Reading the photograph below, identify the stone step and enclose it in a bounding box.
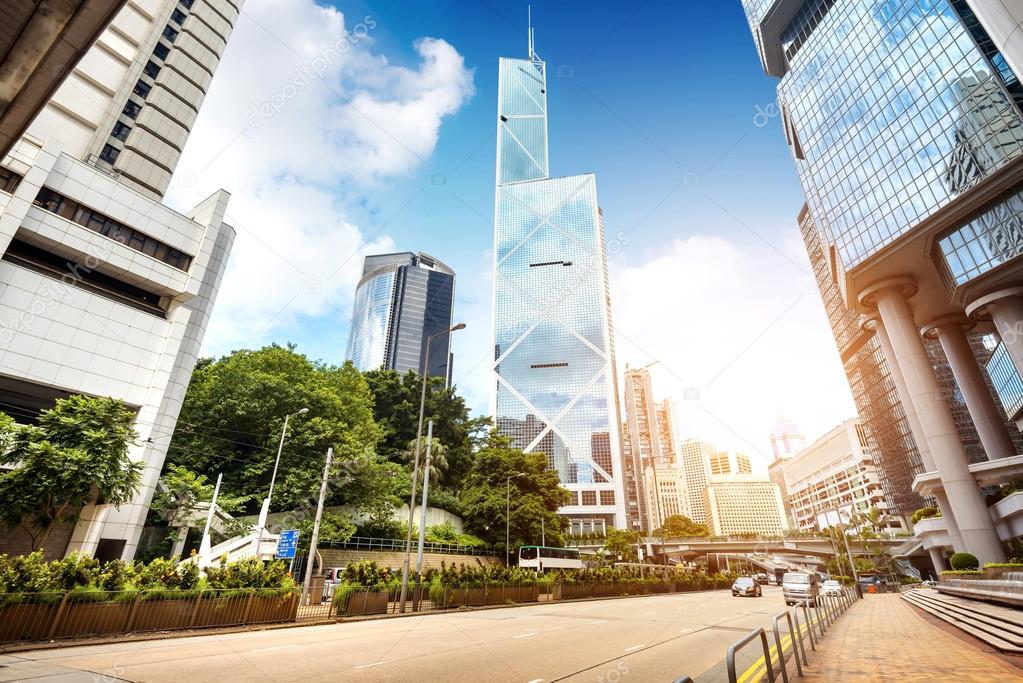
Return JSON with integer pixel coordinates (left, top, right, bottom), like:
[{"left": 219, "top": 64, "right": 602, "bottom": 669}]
[
  {"left": 902, "top": 592, "right": 1023, "bottom": 654},
  {"left": 905, "top": 591, "right": 1023, "bottom": 643},
  {"left": 910, "top": 589, "right": 1023, "bottom": 632}
]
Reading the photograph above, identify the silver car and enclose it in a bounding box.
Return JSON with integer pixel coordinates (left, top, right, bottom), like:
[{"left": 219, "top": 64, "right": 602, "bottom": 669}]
[{"left": 783, "top": 571, "right": 819, "bottom": 607}]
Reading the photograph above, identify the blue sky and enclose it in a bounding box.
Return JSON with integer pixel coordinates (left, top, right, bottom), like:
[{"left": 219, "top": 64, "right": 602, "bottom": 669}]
[{"left": 168, "top": 0, "right": 857, "bottom": 465}]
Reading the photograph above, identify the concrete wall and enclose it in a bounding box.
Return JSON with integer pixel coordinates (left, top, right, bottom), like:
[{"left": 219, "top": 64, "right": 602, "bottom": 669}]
[{"left": 318, "top": 548, "right": 499, "bottom": 573}]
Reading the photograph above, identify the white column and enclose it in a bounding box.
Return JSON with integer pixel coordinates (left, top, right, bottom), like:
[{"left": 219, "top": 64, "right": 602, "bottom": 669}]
[
  {"left": 865, "top": 280, "right": 1004, "bottom": 563},
  {"left": 927, "top": 547, "right": 945, "bottom": 577},
  {"left": 964, "top": 1, "right": 1023, "bottom": 87},
  {"left": 866, "top": 315, "right": 963, "bottom": 549},
  {"left": 926, "top": 317, "right": 1016, "bottom": 460}
]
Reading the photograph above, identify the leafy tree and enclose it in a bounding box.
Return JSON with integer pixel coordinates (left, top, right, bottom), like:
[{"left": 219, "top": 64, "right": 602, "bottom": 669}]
[
  {"left": 460, "top": 432, "right": 570, "bottom": 553},
  {"left": 363, "top": 369, "right": 489, "bottom": 490},
  {"left": 604, "top": 528, "right": 641, "bottom": 562},
  {"left": 166, "top": 346, "right": 394, "bottom": 518},
  {"left": 653, "top": 514, "right": 710, "bottom": 538},
  {"left": 0, "top": 396, "right": 142, "bottom": 552},
  {"left": 400, "top": 435, "right": 449, "bottom": 485},
  {"left": 294, "top": 511, "right": 356, "bottom": 544}
]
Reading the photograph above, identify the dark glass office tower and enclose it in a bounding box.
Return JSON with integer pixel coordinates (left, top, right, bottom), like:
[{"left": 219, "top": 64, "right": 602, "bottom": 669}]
[{"left": 347, "top": 252, "right": 456, "bottom": 382}]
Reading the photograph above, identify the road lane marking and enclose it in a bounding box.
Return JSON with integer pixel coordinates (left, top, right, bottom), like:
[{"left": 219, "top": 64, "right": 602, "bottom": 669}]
[
  {"left": 249, "top": 644, "right": 298, "bottom": 652},
  {"left": 679, "top": 627, "right": 694, "bottom": 634},
  {"left": 514, "top": 632, "right": 539, "bottom": 639},
  {"left": 589, "top": 619, "right": 607, "bottom": 624},
  {"left": 624, "top": 644, "right": 645, "bottom": 652},
  {"left": 354, "top": 661, "right": 387, "bottom": 669},
  {"left": 526, "top": 679, "right": 544, "bottom": 683}
]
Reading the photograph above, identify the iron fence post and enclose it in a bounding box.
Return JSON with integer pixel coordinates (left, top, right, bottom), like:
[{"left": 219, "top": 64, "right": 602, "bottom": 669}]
[{"left": 46, "top": 592, "right": 70, "bottom": 641}]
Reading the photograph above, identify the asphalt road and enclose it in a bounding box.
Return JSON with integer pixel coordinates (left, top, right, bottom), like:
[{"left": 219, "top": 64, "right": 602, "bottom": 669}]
[{"left": 0, "top": 586, "right": 796, "bottom": 683}]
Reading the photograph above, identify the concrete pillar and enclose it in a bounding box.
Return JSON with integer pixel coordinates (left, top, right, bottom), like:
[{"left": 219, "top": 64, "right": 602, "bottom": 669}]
[
  {"left": 864, "top": 314, "right": 964, "bottom": 549},
  {"left": 927, "top": 547, "right": 945, "bottom": 577},
  {"left": 924, "top": 317, "right": 1016, "bottom": 460},
  {"left": 964, "top": 1, "right": 1023, "bottom": 91},
  {"left": 862, "top": 279, "right": 1004, "bottom": 564}
]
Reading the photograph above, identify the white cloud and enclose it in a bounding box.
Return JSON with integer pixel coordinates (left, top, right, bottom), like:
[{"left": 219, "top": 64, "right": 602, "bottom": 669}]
[
  {"left": 165, "top": 0, "right": 475, "bottom": 351},
  {"left": 610, "top": 233, "right": 856, "bottom": 467}
]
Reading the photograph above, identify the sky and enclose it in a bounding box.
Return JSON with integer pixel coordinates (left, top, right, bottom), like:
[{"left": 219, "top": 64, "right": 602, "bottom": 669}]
[{"left": 164, "top": 0, "right": 858, "bottom": 469}]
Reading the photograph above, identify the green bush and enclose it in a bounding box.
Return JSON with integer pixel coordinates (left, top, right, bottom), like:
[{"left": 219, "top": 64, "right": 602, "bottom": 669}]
[
  {"left": 950, "top": 552, "right": 979, "bottom": 570},
  {"left": 940, "top": 570, "right": 984, "bottom": 576},
  {"left": 982, "top": 562, "right": 1023, "bottom": 569},
  {"left": 911, "top": 507, "right": 940, "bottom": 524}
]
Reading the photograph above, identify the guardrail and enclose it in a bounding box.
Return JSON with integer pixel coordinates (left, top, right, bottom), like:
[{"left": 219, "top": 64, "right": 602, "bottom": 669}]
[
  {"left": 317, "top": 536, "right": 499, "bottom": 556},
  {"left": 719, "top": 585, "right": 860, "bottom": 683}
]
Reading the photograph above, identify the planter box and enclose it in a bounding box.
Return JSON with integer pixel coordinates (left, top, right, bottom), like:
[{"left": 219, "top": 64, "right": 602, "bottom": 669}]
[
  {"left": 54, "top": 599, "right": 134, "bottom": 638},
  {"left": 0, "top": 601, "right": 62, "bottom": 642},
  {"left": 337, "top": 590, "right": 389, "bottom": 616},
  {"left": 985, "top": 567, "right": 1023, "bottom": 580}
]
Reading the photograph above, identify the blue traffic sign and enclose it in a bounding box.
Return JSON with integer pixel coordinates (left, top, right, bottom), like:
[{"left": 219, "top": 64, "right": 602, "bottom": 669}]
[{"left": 276, "top": 529, "right": 300, "bottom": 559}]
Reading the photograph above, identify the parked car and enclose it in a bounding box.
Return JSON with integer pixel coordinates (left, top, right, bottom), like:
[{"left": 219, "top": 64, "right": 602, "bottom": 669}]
[
  {"left": 821, "top": 579, "right": 842, "bottom": 596},
  {"left": 732, "top": 576, "right": 763, "bottom": 597},
  {"left": 754, "top": 573, "right": 769, "bottom": 585},
  {"left": 783, "top": 571, "right": 820, "bottom": 607}
]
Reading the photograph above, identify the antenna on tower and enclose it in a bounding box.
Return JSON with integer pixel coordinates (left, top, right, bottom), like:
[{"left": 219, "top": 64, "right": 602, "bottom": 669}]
[{"left": 528, "top": 5, "right": 534, "bottom": 59}]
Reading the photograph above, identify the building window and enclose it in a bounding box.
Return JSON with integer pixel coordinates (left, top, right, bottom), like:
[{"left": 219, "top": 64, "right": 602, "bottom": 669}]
[
  {"left": 153, "top": 42, "right": 170, "bottom": 60},
  {"left": 132, "top": 80, "right": 151, "bottom": 98},
  {"left": 179, "top": 0, "right": 194, "bottom": 9},
  {"left": 99, "top": 144, "right": 120, "bottom": 164},
  {"left": 111, "top": 121, "right": 131, "bottom": 141},
  {"left": 170, "top": 8, "right": 187, "bottom": 25},
  {"left": 143, "top": 60, "right": 161, "bottom": 78},
  {"left": 162, "top": 25, "right": 179, "bottom": 42},
  {"left": 122, "top": 99, "right": 142, "bottom": 119},
  {"left": 0, "top": 167, "right": 22, "bottom": 193},
  {"left": 581, "top": 491, "right": 598, "bottom": 506}
]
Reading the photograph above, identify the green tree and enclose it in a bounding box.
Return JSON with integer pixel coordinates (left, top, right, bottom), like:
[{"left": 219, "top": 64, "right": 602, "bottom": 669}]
[
  {"left": 400, "top": 434, "right": 449, "bottom": 485},
  {"left": 653, "top": 514, "right": 710, "bottom": 538},
  {"left": 0, "top": 396, "right": 142, "bottom": 552},
  {"left": 166, "top": 346, "right": 392, "bottom": 517},
  {"left": 604, "top": 528, "right": 641, "bottom": 562},
  {"left": 459, "top": 432, "right": 570, "bottom": 553}
]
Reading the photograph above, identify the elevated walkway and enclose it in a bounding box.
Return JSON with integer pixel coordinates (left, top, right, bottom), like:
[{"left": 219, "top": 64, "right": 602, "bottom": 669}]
[{"left": 903, "top": 588, "right": 1023, "bottom": 654}]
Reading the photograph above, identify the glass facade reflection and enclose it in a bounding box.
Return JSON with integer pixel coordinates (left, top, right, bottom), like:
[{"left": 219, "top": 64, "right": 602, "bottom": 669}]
[
  {"left": 492, "top": 46, "right": 626, "bottom": 526},
  {"left": 937, "top": 187, "right": 1023, "bottom": 286},
  {"left": 346, "top": 252, "right": 456, "bottom": 381},
  {"left": 752, "top": 0, "right": 1023, "bottom": 269}
]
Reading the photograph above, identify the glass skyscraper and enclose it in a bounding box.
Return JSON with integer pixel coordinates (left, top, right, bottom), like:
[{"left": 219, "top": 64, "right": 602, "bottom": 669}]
[
  {"left": 491, "top": 36, "right": 627, "bottom": 531},
  {"left": 347, "top": 252, "right": 456, "bottom": 382}
]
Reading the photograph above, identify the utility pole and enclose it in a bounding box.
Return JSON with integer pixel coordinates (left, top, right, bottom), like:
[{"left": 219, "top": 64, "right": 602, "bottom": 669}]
[
  {"left": 302, "top": 447, "right": 332, "bottom": 604},
  {"left": 541, "top": 517, "right": 545, "bottom": 547},
  {"left": 198, "top": 472, "right": 222, "bottom": 560},
  {"left": 415, "top": 421, "right": 434, "bottom": 575}
]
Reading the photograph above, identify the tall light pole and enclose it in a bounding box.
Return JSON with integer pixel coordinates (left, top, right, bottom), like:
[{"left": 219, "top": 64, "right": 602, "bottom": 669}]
[
  {"left": 302, "top": 447, "right": 332, "bottom": 604},
  {"left": 415, "top": 420, "right": 435, "bottom": 575},
  {"left": 506, "top": 472, "right": 526, "bottom": 566},
  {"left": 256, "top": 407, "right": 308, "bottom": 555},
  {"left": 399, "top": 323, "right": 466, "bottom": 612}
]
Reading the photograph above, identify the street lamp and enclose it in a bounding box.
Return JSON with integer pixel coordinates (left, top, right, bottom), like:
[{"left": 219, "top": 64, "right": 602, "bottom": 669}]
[
  {"left": 256, "top": 407, "right": 309, "bottom": 554},
  {"left": 506, "top": 473, "right": 526, "bottom": 566},
  {"left": 399, "top": 323, "right": 466, "bottom": 612}
]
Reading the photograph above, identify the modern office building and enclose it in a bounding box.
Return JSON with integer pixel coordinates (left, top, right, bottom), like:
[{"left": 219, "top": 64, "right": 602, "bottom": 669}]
[
  {"left": 679, "top": 438, "right": 716, "bottom": 525},
  {"left": 705, "top": 474, "right": 787, "bottom": 536},
  {"left": 621, "top": 364, "right": 685, "bottom": 531},
  {"left": 490, "top": 26, "right": 627, "bottom": 530},
  {"left": 743, "top": 0, "right": 1023, "bottom": 563},
  {"left": 709, "top": 451, "right": 753, "bottom": 475},
  {"left": 0, "top": 0, "right": 240, "bottom": 560},
  {"left": 346, "top": 251, "right": 456, "bottom": 382},
  {"left": 779, "top": 418, "right": 908, "bottom": 534}
]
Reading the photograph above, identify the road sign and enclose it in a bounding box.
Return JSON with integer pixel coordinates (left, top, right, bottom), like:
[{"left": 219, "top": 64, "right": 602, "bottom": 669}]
[{"left": 276, "top": 529, "right": 300, "bottom": 559}]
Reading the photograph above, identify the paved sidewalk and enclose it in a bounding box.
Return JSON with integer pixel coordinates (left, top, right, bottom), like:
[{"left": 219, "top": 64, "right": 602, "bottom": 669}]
[{"left": 800, "top": 593, "right": 1023, "bottom": 681}]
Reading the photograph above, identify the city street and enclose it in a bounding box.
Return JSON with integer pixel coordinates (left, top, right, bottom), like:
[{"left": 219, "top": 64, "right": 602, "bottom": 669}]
[{"left": 0, "top": 588, "right": 791, "bottom": 682}]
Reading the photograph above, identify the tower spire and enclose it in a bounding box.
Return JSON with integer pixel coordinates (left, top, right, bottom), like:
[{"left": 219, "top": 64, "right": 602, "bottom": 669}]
[{"left": 528, "top": 5, "right": 534, "bottom": 59}]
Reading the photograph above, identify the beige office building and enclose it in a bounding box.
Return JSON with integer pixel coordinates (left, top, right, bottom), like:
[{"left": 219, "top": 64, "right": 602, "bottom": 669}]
[{"left": 705, "top": 475, "right": 787, "bottom": 537}]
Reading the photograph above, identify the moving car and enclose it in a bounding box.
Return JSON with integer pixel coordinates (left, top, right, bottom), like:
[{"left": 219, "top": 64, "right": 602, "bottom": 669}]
[
  {"left": 783, "top": 571, "right": 820, "bottom": 607},
  {"left": 754, "top": 573, "right": 769, "bottom": 585},
  {"left": 732, "top": 576, "right": 762, "bottom": 597},
  {"left": 822, "top": 579, "right": 842, "bottom": 596}
]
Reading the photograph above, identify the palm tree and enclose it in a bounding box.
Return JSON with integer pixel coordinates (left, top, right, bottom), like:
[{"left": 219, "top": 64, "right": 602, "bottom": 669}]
[{"left": 401, "top": 436, "right": 449, "bottom": 485}]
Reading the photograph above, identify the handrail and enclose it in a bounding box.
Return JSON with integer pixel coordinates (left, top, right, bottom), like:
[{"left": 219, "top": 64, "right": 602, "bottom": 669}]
[
  {"left": 726, "top": 628, "right": 776, "bottom": 683},
  {"left": 770, "top": 609, "right": 802, "bottom": 682}
]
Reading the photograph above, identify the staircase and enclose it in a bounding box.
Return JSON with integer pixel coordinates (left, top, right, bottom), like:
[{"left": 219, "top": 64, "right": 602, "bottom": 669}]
[{"left": 903, "top": 588, "right": 1023, "bottom": 654}]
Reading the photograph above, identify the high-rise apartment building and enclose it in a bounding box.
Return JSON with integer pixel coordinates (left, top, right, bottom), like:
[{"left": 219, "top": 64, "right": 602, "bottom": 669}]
[
  {"left": 0, "top": 0, "right": 240, "bottom": 560},
  {"left": 679, "top": 438, "right": 715, "bottom": 525},
  {"left": 490, "top": 27, "right": 627, "bottom": 531},
  {"left": 346, "top": 252, "right": 456, "bottom": 383},
  {"left": 621, "top": 365, "right": 685, "bottom": 531},
  {"left": 705, "top": 474, "right": 787, "bottom": 537},
  {"left": 709, "top": 451, "right": 753, "bottom": 475},
  {"left": 779, "top": 418, "right": 908, "bottom": 534},
  {"left": 743, "top": 0, "right": 1023, "bottom": 563}
]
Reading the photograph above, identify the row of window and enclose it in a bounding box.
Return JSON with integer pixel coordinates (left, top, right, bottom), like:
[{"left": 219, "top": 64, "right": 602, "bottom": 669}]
[
  {"left": 0, "top": 167, "right": 23, "bottom": 194},
  {"left": 103, "top": 0, "right": 194, "bottom": 164},
  {"left": 32, "top": 187, "right": 193, "bottom": 271}
]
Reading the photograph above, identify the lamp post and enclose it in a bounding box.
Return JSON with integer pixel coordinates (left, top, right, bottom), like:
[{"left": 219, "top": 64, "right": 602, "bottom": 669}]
[
  {"left": 399, "top": 323, "right": 465, "bottom": 612},
  {"left": 256, "top": 407, "right": 308, "bottom": 556},
  {"left": 506, "top": 472, "right": 526, "bottom": 566}
]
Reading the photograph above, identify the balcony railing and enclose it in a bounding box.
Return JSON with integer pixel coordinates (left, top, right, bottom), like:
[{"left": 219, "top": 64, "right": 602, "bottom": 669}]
[{"left": 986, "top": 342, "right": 1023, "bottom": 420}]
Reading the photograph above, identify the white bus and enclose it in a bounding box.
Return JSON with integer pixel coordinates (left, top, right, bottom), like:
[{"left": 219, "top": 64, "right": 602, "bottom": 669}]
[{"left": 518, "top": 546, "right": 584, "bottom": 570}]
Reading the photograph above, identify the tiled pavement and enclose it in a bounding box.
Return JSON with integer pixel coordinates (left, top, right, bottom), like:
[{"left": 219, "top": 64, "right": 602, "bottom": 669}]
[{"left": 800, "top": 593, "right": 1023, "bottom": 681}]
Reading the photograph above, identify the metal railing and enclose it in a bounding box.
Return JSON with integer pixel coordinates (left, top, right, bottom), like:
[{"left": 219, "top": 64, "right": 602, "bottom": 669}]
[
  {"left": 317, "top": 536, "right": 499, "bottom": 556},
  {"left": 722, "top": 584, "right": 861, "bottom": 683}
]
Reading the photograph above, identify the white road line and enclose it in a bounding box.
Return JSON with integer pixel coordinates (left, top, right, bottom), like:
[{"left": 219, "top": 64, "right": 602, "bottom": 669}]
[
  {"left": 624, "top": 644, "right": 645, "bottom": 652},
  {"left": 589, "top": 619, "right": 607, "bottom": 624},
  {"left": 526, "top": 679, "right": 544, "bottom": 683},
  {"left": 679, "top": 627, "right": 694, "bottom": 634},
  {"left": 249, "top": 644, "right": 299, "bottom": 652},
  {"left": 514, "top": 632, "right": 539, "bottom": 639},
  {"left": 354, "top": 661, "right": 387, "bottom": 669}
]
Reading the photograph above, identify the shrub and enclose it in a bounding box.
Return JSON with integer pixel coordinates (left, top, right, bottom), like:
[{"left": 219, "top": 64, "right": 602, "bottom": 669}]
[
  {"left": 982, "top": 562, "right": 1023, "bottom": 569},
  {"left": 911, "top": 507, "right": 940, "bottom": 524},
  {"left": 97, "top": 560, "right": 133, "bottom": 592},
  {"left": 950, "top": 552, "right": 979, "bottom": 570},
  {"left": 940, "top": 570, "right": 984, "bottom": 576}
]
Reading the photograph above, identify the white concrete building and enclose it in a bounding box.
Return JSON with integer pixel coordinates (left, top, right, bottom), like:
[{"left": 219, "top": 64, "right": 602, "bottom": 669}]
[
  {"left": 779, "top": 419, "right": 907, "bottom": 535},
  {"left": 0, "top": 0, "right": 240, "bottom": 560},
  {"left": 679, "top": 439, "right": 715, "bottom": 526},
  {"left": 705, "top": 474, "right": 787, "bottom": 537}
]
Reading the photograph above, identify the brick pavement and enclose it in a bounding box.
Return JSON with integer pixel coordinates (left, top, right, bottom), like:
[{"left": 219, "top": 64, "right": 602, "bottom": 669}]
[{"left": 799, "top": 593, "right": 1023, "bottom": 681}]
